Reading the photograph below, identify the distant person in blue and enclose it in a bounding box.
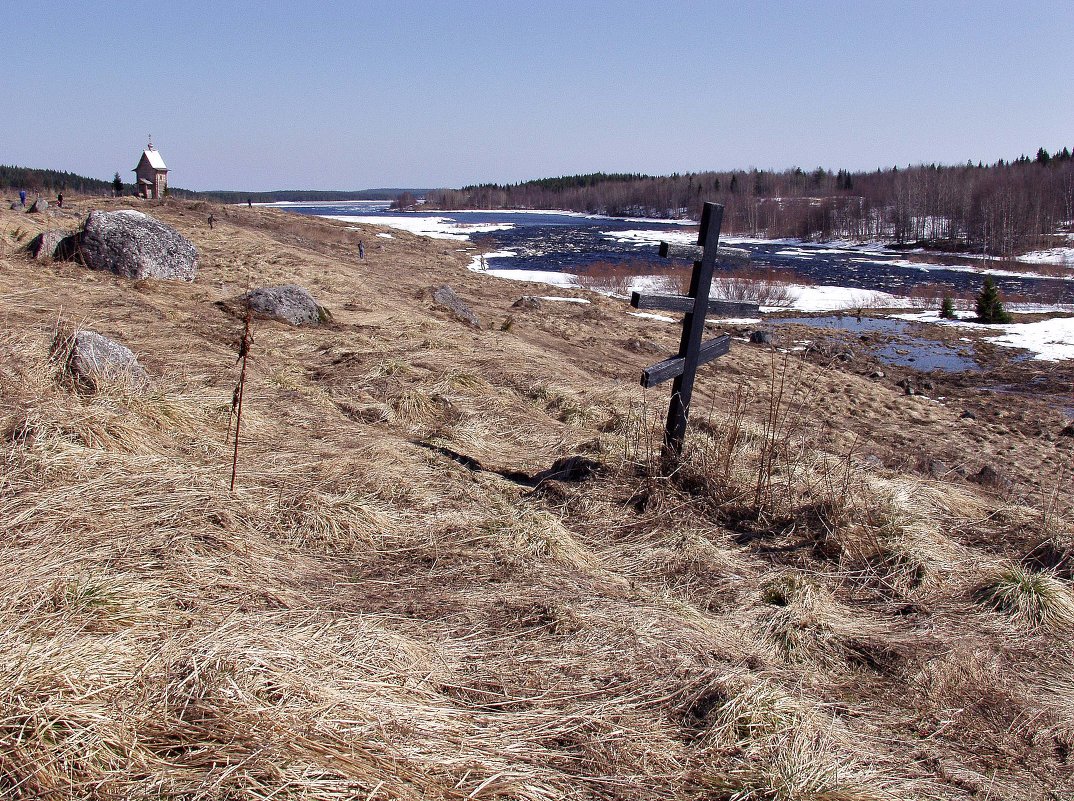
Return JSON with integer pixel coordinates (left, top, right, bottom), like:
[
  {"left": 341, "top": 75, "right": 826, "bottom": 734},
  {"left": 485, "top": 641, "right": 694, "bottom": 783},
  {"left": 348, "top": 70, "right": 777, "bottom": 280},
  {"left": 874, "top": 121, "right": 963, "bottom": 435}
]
[
  {"left": 19, "top": 190, "right": 26, "bottom": 207},
  {"left": 358, "top": 240, "right": 365, "bottom": 259}
]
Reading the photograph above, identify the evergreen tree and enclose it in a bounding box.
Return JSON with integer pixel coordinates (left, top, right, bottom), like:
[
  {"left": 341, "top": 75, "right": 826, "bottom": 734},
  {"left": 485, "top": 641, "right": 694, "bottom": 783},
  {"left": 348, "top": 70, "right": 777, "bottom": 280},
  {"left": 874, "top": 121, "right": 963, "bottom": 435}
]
[
  {"left": 1036, "top": 147, "right": 1051, "bottom": 165},
  {"left": 112, "top": 172, "right": 123, "bottom": 195},
  {"left": 940, "top": 294, "right": 956, "bottom": 319},
  {"left": 975, "top": 276, "right": 1011, "bottom": 323}
]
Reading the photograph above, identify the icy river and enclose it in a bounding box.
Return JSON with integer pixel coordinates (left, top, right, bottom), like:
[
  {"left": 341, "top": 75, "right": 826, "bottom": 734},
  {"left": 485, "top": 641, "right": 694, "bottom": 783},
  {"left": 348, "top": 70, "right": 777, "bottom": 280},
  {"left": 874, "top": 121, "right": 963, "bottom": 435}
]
[{"left": 277, "top": 201, "right": 1074, "bottom": 306}]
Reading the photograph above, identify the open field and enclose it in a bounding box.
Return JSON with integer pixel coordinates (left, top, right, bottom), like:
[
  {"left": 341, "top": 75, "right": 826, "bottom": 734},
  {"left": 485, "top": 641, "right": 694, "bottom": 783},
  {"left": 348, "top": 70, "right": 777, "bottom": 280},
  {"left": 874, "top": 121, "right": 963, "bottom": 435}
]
[{"left": 1, "top": 196, "right": 1072, "bottom": 800}]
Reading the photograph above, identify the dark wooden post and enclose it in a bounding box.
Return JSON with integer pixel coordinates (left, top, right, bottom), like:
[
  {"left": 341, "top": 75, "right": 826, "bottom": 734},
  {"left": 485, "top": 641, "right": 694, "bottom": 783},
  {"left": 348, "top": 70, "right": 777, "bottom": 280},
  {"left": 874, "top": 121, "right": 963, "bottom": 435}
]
[
  {"left": 663, "top": 202, "right": 724, "bottom": 461},
  {"left": 629, "top": 202, "right": 757, "bottom": 471}
]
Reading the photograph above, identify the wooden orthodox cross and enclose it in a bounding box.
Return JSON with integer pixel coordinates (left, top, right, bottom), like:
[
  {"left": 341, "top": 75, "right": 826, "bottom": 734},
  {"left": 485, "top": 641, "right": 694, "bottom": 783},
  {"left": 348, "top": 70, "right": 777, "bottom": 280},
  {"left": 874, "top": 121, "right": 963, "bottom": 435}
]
[{"left": 630, "top": 202, "right": 758, "bottom": 465}]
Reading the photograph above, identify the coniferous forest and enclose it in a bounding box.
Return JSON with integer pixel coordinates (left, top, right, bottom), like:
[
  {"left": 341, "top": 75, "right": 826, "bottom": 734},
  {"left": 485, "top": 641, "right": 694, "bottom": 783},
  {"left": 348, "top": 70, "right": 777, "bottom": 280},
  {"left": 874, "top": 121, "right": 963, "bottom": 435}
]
[{"left": 426, "top": 148, "right": 1074, "bottom": 258}]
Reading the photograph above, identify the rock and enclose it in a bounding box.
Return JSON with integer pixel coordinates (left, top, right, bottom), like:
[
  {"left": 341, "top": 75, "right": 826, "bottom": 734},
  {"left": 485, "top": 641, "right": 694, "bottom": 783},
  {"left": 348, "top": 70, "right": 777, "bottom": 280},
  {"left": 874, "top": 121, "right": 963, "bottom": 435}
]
[
  {"left": 431, "top": 284, "right": 481, "bottom": 328},
  {"left": 27, "top": 198, "right": 47, "bottom": 213},
  {"left": 749, "top": 330, "right": 776, "bottom": 345},
  {"left": 27, "top": 229, "right": 76, "bottom": 261},
  {"left": 836, "top": 351, "right": 853, "bottom": 362},
  {"left": 927, "top": 460, "right": 949, "bottom": 477},
  {"left": 895, "top": 378, "right": 916, "bottom": 396},
  {"left": 870, "top": 370, "right": 885, "bottom": 379},
  {"left": 921, "top": 379, "right": 935, "bottom": 391},
  {"left": 960, "top": 410, "right": 977, "bottom": 420},
  {"left": 971, "top": 465, "right": 1010, "bottom": 491},
  {"left": 52, "top": 329, "right": 148, "bottom": 390},
  {"left": 1060, "top": 423, "right": 1074, "bottom": 438},
  {"left": 78, "top": 210, "right": 197, "bottom": 281},
  {"left": 244, "top": 284, "right": 330, "bottom": 326},
  {"left": 860, "top": 454, "right": 884, "bottom": 469},
  {"left": 9, "top": 202, "right": 21, "bottom": 211},
  {"left": 625, "top": 337, "right": 663, "bottom": 355},
  {"left": 512, "top": 296, "right": 542, "bottom": 310}
]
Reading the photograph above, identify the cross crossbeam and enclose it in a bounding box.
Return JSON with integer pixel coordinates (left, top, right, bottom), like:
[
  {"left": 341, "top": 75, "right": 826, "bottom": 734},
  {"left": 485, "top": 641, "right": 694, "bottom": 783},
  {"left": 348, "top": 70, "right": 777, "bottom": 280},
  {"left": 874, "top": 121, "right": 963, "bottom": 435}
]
[
  {"left": 641, "top": 334, "right": 730, "bottom": 388},
  {"left": 630, "top": 292, "right": 757, "bottom": 318},
  {"left": 658, "top": 241, "right": 750, "bottom": 265}
]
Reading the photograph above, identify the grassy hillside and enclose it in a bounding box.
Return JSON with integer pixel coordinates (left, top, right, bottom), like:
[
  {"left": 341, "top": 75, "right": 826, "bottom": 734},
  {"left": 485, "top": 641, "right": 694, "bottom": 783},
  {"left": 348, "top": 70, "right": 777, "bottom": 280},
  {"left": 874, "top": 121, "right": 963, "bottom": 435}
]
[{"left": 1, "top": 194, "right": 1072, "bottom": 799}]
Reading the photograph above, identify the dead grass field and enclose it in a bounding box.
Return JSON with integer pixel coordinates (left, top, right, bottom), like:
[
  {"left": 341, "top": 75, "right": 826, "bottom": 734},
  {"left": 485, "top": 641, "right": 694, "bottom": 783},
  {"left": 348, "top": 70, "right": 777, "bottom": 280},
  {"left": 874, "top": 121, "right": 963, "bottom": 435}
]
[{"left": 1, "top": 196, "right": 1072, "bottom": 800}]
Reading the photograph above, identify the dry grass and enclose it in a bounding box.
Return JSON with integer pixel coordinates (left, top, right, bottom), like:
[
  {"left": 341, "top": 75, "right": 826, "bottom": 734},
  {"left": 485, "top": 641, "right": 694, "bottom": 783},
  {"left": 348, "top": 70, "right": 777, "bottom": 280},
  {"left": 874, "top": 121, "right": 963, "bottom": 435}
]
[{"left": 1, "top": 196, "right": 1072, "bottom": 800}]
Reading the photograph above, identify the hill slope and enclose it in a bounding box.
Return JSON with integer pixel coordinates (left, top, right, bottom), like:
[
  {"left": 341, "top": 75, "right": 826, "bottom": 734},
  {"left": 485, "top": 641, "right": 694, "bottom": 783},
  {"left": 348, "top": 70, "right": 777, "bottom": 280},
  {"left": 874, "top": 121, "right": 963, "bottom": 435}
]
[{"left": 1, "top": 196, "right": 1072, "bottom": 800}]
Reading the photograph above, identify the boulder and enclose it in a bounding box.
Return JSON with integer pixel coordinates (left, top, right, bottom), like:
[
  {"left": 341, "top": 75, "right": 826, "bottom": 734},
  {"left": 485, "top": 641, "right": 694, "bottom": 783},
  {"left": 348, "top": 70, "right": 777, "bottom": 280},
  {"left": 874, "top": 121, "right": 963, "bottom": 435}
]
[
  {"left": 78, "top": 210, "right": 197, "bottom": 281},
  {"left": 1060, "top": 423, "right": 1074, "bottom": 438},
  {"left": 431, "top": 284, "right": 481, "bottom": 328},
  {"left": 27, "top": 229, "right": 76, "bottom": 261},
  {"left": 9, "top": 202, "right": 21, "bottom": 211},
  {"left": 624, "top": 337, "right": 663, "bottom": 355},
  {"left": 512, "top": 296, "right": 543, "bottom": 310},
  {"left": 749, "top": 330, "right": 776, "bottom": 346},
  {"left": 244, "top": 284, "right": 330, "bottom": 326},
  {"left": 53, "top": 329, "right": 148, "bottom": 390},
  {"left": 971, "top": 464, "right": 1010, "bottom": 491},
  {"left": 27, "top": 197, "right": 47, "bottom": 213}
]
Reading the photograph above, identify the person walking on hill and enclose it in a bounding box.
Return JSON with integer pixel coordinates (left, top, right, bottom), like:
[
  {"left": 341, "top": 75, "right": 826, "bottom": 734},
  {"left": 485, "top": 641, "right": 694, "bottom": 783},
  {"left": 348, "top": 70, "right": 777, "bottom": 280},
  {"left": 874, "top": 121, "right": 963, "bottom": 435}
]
[
  {"left": 358, "top": 240, "right": 365, "bottom": 260},
  {"left": 19, "top": 189, "right": 26, "bottom": 207},
  {"left": 208, "top": 213, "right": 215, "bottom": 230}
]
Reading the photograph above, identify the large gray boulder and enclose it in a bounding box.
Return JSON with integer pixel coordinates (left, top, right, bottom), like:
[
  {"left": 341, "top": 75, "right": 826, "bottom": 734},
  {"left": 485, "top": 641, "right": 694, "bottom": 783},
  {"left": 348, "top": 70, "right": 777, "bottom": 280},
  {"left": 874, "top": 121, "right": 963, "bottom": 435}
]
[
  {"left": 243, "top": 284, "right": 330, "bottom": 326},
  {"left": 27, "top": 197, "right": 48, "bottom": 213},
  {"left": 431, "top": 284, "right": 481, "bottom": 329},
  {"left": 52, "top": 329, "right": 148, "bottom": 390},
  {"left": 79, "top": 210, "right": 197, "bottom": 281}
]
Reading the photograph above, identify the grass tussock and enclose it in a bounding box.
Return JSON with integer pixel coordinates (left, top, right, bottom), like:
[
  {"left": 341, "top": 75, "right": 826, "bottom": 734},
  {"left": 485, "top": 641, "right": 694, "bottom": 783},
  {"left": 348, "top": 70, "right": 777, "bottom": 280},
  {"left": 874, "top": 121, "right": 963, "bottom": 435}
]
[{"left": 975, "top": 564, "right": 1074, "bottom": 630}]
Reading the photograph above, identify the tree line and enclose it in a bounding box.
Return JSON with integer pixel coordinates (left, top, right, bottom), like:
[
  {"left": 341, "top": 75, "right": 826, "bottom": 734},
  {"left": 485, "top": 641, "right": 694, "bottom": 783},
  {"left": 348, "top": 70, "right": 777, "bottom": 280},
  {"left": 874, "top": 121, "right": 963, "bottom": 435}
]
[
  {"left": 425, "top": 148, "right": 1074, "bottom": 258},
  {"left": 1, "top": 164, "right": 425, "bottom": 205}
]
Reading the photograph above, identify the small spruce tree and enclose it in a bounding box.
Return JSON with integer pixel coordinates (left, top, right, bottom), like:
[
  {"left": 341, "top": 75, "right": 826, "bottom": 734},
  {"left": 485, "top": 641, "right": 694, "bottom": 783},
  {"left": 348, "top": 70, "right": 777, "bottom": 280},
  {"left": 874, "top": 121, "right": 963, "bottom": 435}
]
[
  {"left": 975, "top": 276, "right": 1011, "bottom": 324},
  {"left": 112, "top": 172, "right": 123, "bottom": 196},
  {"left": 940, "top": 294, "right": 956, "bottom": 319}
]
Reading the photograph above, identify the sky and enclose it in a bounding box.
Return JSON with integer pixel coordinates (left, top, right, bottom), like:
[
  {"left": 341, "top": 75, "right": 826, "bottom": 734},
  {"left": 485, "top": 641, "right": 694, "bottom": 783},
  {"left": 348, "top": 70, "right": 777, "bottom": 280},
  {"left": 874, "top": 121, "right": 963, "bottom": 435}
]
[{"left": 6, "top": 1, "right": 1073, "bottom": 191}]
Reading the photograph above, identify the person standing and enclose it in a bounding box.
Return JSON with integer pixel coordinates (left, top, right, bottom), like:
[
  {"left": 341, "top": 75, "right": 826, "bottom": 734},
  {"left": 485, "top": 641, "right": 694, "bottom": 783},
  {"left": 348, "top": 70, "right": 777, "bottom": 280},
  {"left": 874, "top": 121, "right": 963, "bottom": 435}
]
[
  {"left": 19, "top": 189, "right": 26, "bottom": 207},
  {"left": 208, "top": 213, "right": 215, "bottom": 229},
  {"left": 358, "top": 240, "right": 365, "bottom": 259},
  {"left": 57, "top": 193, "right": 64, "bottom": 208}
]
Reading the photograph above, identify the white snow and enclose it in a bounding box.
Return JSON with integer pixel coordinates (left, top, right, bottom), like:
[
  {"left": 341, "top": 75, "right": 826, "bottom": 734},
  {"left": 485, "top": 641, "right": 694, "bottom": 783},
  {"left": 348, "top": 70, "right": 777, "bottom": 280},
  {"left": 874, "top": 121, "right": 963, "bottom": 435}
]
[
  {"left": 762, "top": 285, "right": 904, "bottom": 313},
  {"left": 889, "top": 310, "right": 1074, "bottom": 361},
  {"left": 987, "top": 316, "right": 1074, "bottom": 361},
  {"left": 1018, "top": 247, "right": 1074, "bottom": 265},
  {"left": 375, "top": 232, "right": 393, "bottom": 239},
  {"left": 539, "top": 296, "right": 590, "bottom": 304},
  {"left": 483, "top": 268, "right": 576, "bottom": 287},
  {"left": 629, "top": 311, "right": 676, "bottom": 323},
  {"left": 334, "top": 215, "right": 515, "bottom": 240},
  {"left": 466, "top": 250, "right": 519, "bottom": 272}
]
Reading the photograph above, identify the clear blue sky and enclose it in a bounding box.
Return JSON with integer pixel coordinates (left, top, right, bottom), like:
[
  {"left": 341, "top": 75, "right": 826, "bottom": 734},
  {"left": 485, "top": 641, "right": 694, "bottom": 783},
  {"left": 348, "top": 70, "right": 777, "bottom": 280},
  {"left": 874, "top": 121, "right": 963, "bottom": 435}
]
[{"left": 7, "top": 1, "right": 1072, "bottom": 191}]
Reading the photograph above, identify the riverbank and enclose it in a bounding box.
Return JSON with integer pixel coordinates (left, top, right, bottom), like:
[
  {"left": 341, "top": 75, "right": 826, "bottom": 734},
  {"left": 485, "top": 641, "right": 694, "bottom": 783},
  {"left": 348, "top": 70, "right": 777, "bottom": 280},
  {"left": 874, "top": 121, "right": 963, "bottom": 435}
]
[{"left": 2, "top": 195, "right": 1072, "bottom": 800}]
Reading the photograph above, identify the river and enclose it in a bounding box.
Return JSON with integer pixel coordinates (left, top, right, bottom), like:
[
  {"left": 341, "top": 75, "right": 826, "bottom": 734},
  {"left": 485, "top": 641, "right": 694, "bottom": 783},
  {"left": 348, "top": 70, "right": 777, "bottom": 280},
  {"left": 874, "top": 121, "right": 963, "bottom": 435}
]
[{"left": 275, "top": 201, "right": 1074, "bottom": 306}]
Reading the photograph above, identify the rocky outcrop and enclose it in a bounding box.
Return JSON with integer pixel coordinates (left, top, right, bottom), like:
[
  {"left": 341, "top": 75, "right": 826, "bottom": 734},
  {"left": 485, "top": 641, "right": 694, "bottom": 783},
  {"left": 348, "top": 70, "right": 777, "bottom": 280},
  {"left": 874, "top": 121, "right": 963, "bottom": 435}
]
[
  {"left": 78, "top": 210, "right": 197, "bottom": 281},
  {"left": 27, "top": 198, "right": 47, "bottom": 213},
  {"left": 243, "top": 284, "right": 330, "bottom": 326},
  {"left": 52, "top": 329, "right": 148, "bottom": 390},
  {"left": 431, "top": 284, "right": 481, "bottom": 329}
]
